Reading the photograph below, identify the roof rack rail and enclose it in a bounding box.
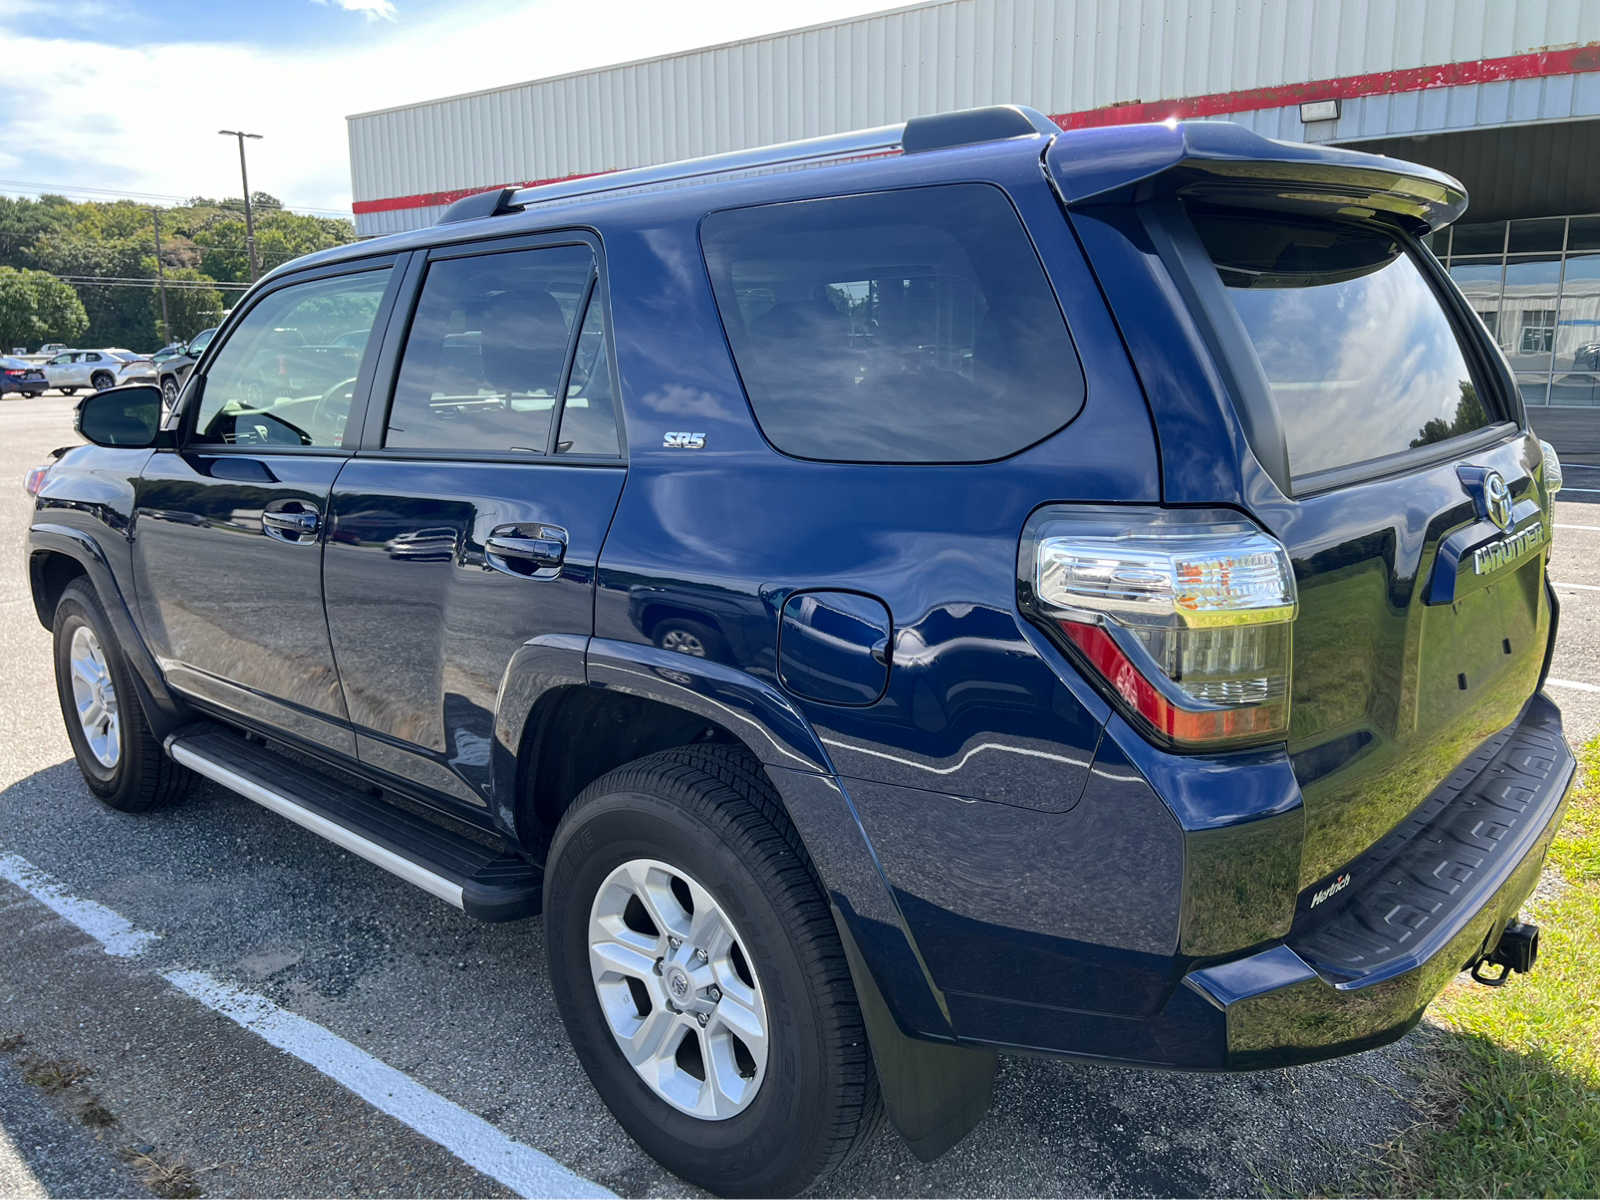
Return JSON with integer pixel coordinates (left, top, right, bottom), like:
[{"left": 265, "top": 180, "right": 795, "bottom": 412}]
[
  {"left": 439, "top": 105, "right": 1057, "bottom": 224},
  {"left": 438, "top": 185, "right": 524, "bottom": 224},
  {"left": 902, "top": 104, "right": 1060, "bottom": 152}
]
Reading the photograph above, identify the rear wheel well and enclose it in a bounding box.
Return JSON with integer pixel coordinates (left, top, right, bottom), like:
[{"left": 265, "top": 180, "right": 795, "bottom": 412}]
[
  {"left": 517, "top": 687, "right": 754, "bottom": 857},
  {"left": 31, "top": 551, "right": 88, "bottom": 628}
]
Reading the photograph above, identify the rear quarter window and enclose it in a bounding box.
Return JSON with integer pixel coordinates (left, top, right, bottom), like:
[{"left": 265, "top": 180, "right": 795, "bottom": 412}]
[
  {"left": 1189, "top": 210, "right": 1496, "bottom": 482},
  {"left": 700, "top": 183, "right": 1083, "bottom": 463}
]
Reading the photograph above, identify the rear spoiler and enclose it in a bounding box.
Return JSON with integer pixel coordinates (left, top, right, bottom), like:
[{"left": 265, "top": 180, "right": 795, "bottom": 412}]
[{"left": 1046, "top": 120, "right": 1467, "bottom": 233}]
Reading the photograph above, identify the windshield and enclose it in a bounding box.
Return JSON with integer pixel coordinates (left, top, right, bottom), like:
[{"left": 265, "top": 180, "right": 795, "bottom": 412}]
[{"left": 1190, "top": 209, "right": 1495, "bottom": 482}]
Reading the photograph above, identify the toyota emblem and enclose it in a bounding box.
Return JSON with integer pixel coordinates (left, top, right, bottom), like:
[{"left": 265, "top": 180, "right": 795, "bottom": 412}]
[{"left": 1483, "top": 470, "right": 1512, "bottom": 531}]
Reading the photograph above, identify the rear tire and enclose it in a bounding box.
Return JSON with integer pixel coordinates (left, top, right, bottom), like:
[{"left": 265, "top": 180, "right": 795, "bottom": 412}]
[
  {"left": 544, "top": 745, "right": 880, "bottom": 1196},
  {"left": 160, "top": 376, "right": 179, "bottom": 409},
  {"left": 90, "top": 371, "right": 115, "bottom": 391},
  {"left": 52, "top": 581, "right": 189, "bottom": 812}
]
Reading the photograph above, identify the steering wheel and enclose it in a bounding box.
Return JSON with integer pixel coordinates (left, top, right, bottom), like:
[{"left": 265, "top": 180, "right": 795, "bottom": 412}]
[{"left": 312, "top": 377, "right": 360, "bottom": 443}]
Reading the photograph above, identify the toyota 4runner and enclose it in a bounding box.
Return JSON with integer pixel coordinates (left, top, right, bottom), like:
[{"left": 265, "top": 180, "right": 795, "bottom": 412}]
[{"left": 26, "top": 107, "right": 1574, "bottom": 1196}]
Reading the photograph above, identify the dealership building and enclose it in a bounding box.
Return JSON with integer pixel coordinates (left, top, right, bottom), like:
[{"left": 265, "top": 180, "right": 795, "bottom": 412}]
[{"left": 346, "top": 0, "right": 1600, "bottom": 456}]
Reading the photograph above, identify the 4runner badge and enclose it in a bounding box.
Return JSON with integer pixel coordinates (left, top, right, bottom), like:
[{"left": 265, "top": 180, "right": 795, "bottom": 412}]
[
  {"left": 1310, "top": 872, "right": 1351, "bottom": 909},
  {"left": 663, "top": 432, "right": 706, "bottom": 449},
  {"left": 1461, "top": 465, "right": 1545, "bottom": 577}
]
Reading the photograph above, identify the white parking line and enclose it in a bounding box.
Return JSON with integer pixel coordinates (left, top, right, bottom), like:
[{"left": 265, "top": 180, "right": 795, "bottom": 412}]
[
  {"left": 1552, "top": 581, "right": 1600, "bottom": 592},
  {"left": 1556, "top": 524, "right": 1600, "bottom": 532},
  {"left": 1547, "top": 678, "right": 1600, "bottom": 695},
  {"left": 1556, "top": 487, "right": 1600, "bottom": 494},
  {"left": 0, "top": 853, "right": 611, "bottom": 1200},
  {"left": 0, "top": 853, "right": 158, "bottom": 957},
  {"left": 165, "top": 970, "right": 613, "bottom": 1199}
]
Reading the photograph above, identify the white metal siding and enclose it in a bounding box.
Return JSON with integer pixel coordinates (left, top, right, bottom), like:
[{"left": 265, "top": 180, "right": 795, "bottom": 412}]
[{"left": 348, "top": 0, "right": 1600, "bottom": 231}]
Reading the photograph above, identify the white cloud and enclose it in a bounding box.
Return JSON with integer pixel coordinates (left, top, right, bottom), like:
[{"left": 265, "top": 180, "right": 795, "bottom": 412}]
[
  {"left": 0, "top": 0, "right": 899, "bottom": 214},
  {"left": 312, "top": 0, "right": 398, "bottom": 22}
]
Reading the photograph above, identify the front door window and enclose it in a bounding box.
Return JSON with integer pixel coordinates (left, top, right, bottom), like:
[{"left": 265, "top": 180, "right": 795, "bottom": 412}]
[{"left": 192, "top": 269, "right": 391, "bottom": 449}]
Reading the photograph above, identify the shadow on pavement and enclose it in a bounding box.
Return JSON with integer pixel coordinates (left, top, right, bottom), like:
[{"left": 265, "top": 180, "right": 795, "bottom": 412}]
[{"left": 0, "top": 758, "right": 1434, "bottom": 1198}]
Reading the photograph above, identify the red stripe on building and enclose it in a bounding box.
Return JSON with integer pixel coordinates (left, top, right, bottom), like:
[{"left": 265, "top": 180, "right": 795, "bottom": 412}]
[
  {"left": 354, "top": 44, "right": 1600, "bottom": 216},
  {"left": 1054, "top": 42, "right": 1600, "bottom": 129},
  {"left": 351, "top": 169, "right": 607, "bottom": 215}
]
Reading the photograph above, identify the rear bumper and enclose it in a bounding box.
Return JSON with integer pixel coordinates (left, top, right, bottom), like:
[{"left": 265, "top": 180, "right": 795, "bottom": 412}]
[{"left": 1184, "top": 691, "right": 1573, "bottom": 1068}]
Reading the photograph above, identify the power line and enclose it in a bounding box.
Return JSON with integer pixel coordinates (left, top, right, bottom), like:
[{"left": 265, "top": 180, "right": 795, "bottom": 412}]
[{"left": 51, "top": 274, "right": 252, "bottom": 291}]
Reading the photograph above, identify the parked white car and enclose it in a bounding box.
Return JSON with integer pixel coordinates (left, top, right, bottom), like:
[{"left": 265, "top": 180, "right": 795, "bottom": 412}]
[{"left": 41, "top": 349, "right": 137, "bottom": 393}]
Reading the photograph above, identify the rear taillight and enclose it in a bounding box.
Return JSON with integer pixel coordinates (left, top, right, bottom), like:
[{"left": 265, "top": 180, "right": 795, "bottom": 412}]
[
  {"left": 1539, "top": 438, "right": 1563, "bottom": 494},
  {"left": 1020, "top": 507, "right": 1297, "bottom": 751},
  {"left": 24, "top": 463, "right": 52, "bottom": 496}
]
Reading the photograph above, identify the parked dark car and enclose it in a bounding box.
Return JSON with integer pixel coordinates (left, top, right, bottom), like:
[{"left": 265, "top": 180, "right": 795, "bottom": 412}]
[
  {"left": 26, "top": 107, "right": 1572, "bottom": 1197},
  {"left": 154, "top": 325, "right": 219, "bottom": 408},
  {"left": 1, "top": 355, "right": 47, "bottom": 397}
]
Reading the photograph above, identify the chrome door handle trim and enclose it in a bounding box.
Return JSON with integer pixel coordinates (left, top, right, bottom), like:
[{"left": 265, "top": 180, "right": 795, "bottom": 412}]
[
  {"left": 262, "top": 508, "right": 320, "bottom": 543},
  {"left": 484, "top": 534, "right": 565, "bottom": 567},
  {"left": 483, "top": 524, "right": 568, "bottom": 577}
]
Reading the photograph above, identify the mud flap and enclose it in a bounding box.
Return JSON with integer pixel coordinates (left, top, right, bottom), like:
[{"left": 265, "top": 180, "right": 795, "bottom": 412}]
[{"left": 835, "top": 908, "right": 997, "bottom": 1161}]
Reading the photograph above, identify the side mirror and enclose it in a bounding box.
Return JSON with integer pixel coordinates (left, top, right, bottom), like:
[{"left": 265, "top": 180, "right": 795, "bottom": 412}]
[{"left": 75, "top": 385, "right": 165, "bottom": 448}]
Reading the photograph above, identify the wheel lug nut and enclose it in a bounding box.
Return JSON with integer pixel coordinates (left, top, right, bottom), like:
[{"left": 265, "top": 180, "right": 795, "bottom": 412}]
[
  {"left": 693, "top": 948, "right": 708, "bottom": 964},
  {"left": 706, "top": 986, "right": 720, "bottom": 1001},
  {"left": 668, "top": 936, "right": 682, "bottom": 950},
  {"left": 695, "top": 1012, "right": 708, "bottom": 1027}
]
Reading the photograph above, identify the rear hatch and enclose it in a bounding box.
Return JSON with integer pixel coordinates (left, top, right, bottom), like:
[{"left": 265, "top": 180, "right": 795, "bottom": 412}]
[{"left": 1050, "top": 124, "right": 1556, "bottom": 890}]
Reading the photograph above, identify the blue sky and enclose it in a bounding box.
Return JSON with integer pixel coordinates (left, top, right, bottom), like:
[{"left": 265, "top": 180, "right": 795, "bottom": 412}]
[
  {"left": 0, "top": 0, "right": 897, "bottom": 216},
  {"left": 27, "top": 0, "right": 427, "bottom": 48}
]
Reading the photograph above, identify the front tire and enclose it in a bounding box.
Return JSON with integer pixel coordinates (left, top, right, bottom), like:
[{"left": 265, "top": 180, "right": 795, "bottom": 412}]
[
  {"left": 161, "top": 376, "right": 179, "bottom": 409},
  {"left": 52, "top": 581, "right": 189, "bottom": 812},
  {"left": 59, "top": 386, "right": 77, "bottom": 396},
  {"left": 544, "top": 745, "right": 879, "bottom": 1196}
]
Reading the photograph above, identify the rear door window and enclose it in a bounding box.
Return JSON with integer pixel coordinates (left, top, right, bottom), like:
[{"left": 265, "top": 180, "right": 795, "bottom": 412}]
[
  {"left": 701, "top": 184, "right": 1082, "bottom": 463},
  {"left": 1189, "top": 210, "right": 1496, "bottom": 482},
  {"left": 554, "top": 291, "right": 621, "bottom": 456},
  {"left": 385, "top": 245, "right": 595, "bottom": 455}
]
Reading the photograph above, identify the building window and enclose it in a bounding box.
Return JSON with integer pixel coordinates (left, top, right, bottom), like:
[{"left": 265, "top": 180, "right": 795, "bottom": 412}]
[
  {"left": 1475, "top": 309, "right": 1499, "bottom": 339},
  {"left": 1520, "top": 309, "right": 1556, "bottom": 355}
]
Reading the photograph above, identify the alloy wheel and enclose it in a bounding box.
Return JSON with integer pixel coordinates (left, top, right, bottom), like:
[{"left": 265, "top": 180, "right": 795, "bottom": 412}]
[
  {"left": 68, "top": 625, "right": 120, "bottom": 768},
  {"left": 587, "top": 857, "right": 769, "bottom": 1119}
]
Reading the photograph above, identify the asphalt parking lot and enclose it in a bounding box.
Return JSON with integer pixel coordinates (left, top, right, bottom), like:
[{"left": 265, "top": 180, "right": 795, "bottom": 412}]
[{"left": 1, "top": 387, "right": 1596, "bottom": 1198}]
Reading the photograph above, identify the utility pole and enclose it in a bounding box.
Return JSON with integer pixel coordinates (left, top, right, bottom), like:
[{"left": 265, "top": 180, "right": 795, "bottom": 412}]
[
  {"left": 218, "top": 128, "right": 263, "bottom": 282},
  {"left": 151, "top": 207, "right": 170, "bottom": 342}
]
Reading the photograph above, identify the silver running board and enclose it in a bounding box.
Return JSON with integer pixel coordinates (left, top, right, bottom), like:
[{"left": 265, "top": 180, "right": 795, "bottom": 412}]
[{"left": 168, "top": 740, "right": 465, "bottom": 909}]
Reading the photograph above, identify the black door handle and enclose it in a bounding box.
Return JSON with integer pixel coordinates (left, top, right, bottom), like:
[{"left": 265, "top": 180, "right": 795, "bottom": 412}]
[{"left": 484, "top": 524, "right": 567, "bottom": 576}]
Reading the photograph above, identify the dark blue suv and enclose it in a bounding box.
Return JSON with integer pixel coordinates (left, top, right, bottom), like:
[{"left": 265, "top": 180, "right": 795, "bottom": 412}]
[{"left": 27, "top": 106, "right": 1574, "bottom": 1195}]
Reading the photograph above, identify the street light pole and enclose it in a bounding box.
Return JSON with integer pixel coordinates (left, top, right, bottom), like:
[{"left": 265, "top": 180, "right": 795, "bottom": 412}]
[{"left": 218, "top": 129, "right": 263, "bottom": 282}]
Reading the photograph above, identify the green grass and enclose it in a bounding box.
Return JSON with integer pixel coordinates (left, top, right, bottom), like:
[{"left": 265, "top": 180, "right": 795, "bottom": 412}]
[{"left": 1363, "top": 736, "right": 1600, "bottom": 1197}]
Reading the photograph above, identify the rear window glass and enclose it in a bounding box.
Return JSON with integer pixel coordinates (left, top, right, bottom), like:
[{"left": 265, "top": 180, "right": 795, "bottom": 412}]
[
  {"left": 701, "top": 184, "right": 1082, "bottom": 463},
  {"left": 1190, "top": 211, "right": 1494, "bottom": 481}
]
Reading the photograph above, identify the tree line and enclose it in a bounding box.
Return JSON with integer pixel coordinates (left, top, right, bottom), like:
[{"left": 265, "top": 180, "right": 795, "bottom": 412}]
[{"left": 0, "top": 193, "right": 357, "bottom": 353}]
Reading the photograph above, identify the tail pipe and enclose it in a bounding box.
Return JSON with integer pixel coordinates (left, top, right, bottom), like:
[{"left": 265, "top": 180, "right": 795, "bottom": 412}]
[{"left": 1470, "top": 919, "right": 1539, "bottom": 986}]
